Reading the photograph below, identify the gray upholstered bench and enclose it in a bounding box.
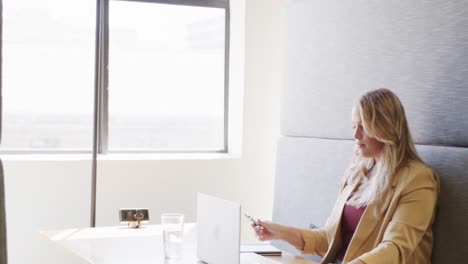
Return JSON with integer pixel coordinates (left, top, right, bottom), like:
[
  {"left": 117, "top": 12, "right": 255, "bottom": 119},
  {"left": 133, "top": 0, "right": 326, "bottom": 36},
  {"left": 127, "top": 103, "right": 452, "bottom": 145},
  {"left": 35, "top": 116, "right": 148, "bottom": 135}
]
[{"left": 271, "top": 1, "right": 468, "bottom": 263}]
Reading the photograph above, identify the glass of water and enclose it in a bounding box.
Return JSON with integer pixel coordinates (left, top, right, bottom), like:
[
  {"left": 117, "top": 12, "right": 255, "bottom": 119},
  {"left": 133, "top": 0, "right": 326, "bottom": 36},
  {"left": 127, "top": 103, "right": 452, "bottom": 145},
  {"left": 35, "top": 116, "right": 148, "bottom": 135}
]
[{"left": 161, "top": 213, "right": 184, "bottom": 260}]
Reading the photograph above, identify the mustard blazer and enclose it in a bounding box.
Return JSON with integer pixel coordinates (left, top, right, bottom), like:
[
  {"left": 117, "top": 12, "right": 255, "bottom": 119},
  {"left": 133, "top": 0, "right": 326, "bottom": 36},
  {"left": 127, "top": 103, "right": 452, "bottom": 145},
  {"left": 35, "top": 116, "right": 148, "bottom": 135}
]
[{"left": 299, "top": 161, "right": 439, "bottom": 264}]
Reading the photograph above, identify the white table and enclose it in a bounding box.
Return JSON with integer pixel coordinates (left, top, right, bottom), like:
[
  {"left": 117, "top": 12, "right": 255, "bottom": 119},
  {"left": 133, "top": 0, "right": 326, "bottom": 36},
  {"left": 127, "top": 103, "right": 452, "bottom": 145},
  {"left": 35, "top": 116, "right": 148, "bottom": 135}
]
[{"left": 41, "top": 223, "right": 318, "bottom": 264}]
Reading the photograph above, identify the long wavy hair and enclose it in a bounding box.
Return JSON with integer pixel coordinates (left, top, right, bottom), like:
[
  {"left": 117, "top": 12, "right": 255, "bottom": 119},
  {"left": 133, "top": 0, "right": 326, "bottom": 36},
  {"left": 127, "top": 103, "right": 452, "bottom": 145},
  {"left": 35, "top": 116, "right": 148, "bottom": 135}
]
[{"left": 346, "top": 88, "right": 423, "bottom": 207}]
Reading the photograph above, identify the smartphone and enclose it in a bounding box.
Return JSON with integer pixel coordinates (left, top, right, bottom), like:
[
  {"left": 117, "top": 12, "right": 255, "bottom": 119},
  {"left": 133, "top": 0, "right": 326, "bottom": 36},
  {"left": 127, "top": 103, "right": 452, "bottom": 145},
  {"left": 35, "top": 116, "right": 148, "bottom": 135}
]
[{"left": 243, "top": 211, "right": 259, "bottom": 225}]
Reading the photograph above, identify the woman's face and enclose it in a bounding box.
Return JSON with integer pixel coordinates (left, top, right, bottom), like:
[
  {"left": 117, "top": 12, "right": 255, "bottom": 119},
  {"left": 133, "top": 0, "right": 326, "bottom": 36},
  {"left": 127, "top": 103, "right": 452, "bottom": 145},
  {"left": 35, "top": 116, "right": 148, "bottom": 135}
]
[{"left": 352, "top": 107, "right": 385, "bottom": 159}]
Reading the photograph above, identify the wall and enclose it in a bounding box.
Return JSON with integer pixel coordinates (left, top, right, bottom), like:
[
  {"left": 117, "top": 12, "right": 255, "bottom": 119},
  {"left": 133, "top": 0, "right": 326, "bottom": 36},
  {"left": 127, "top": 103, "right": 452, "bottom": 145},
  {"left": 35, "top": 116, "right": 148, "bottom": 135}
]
[{"left": 2, "top": 0, "right": 282, "bottom": 263}]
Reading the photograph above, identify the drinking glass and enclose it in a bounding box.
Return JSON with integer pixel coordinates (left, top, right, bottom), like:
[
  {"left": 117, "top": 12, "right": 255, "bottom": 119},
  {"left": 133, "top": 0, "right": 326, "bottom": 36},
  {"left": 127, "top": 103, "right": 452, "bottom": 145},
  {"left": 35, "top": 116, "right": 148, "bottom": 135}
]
[{"left": 161, "top": 213, "right": 184, "bottom": 260}]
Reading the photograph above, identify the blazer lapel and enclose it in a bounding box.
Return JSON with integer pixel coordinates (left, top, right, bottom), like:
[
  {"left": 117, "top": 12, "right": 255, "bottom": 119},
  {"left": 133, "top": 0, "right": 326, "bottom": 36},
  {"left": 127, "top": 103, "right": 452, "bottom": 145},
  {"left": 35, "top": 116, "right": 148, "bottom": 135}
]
[
  {"left": 321, "top": 182, "right": 359, "bottom": 264},
  {"left": 344, "top": 170, "right": 401, "bottom": 261},
  {"left": 333, "top": 181, "right": 360, "bottom": 226}
]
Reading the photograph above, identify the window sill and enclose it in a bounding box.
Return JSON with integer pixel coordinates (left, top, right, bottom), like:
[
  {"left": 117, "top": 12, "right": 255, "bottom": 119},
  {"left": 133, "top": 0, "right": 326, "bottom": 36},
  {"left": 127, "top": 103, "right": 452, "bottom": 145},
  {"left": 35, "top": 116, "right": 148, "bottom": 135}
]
[
  {"left": 97, "top": 152, "right": 241, "bottom": 161},
  {"left": 0, "top": 152, "right": 241, "bottom": 161}
]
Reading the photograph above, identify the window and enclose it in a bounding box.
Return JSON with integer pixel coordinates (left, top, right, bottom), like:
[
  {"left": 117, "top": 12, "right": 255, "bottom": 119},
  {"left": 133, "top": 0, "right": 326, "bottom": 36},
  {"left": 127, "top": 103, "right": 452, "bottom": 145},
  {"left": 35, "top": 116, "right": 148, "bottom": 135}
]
[
  {"left": 1, "top": 0, "right": 96, "bottom": 152},
  {"left": 107, "top": 1, "right": 226, "bottom": 152},
  {"left": 1, "top": 0, "right": 241, "bottom": 154}
]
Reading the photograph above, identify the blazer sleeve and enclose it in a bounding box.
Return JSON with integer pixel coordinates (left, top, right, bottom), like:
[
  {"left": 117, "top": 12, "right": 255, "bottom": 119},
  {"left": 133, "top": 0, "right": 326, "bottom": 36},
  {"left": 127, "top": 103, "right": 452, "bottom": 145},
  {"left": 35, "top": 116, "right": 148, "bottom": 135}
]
[
  {"left": 358, "top": 166, "right": 439, "bottom": 264},
  {"left": 298, "top": 227, "right": 330, "bottom": 256}
]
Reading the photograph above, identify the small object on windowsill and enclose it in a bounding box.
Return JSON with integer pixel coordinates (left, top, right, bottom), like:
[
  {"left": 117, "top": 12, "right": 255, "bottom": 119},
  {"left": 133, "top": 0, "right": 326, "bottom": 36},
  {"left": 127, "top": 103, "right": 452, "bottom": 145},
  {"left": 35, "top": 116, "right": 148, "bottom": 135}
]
[
  {"left": 240, "top": 242, "right": 282, "bottom": 256},
  {"left": 119, "top": 208, "right": 150, "bottom": 228}
]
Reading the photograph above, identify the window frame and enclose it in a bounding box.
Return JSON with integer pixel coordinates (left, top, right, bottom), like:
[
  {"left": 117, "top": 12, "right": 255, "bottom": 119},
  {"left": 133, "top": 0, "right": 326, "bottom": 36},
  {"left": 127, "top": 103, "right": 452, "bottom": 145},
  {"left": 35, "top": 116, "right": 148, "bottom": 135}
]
[{"left": 98, "top": 0, "right": 230, "bottom": 154}]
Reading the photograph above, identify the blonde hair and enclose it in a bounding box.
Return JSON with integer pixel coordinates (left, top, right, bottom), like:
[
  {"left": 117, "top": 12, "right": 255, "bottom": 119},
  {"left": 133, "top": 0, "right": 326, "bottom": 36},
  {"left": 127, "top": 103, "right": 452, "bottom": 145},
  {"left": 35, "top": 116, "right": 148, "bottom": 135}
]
[{"left": 346, "top": 88, "right": 423, "bottom": 207}]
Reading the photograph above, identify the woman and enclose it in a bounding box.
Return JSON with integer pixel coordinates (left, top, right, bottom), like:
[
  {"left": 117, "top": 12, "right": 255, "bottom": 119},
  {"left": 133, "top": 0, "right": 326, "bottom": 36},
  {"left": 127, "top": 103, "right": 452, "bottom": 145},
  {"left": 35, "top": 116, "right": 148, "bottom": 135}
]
[{"left": 253, "top": 89, "right": 439, "bottom": 264}]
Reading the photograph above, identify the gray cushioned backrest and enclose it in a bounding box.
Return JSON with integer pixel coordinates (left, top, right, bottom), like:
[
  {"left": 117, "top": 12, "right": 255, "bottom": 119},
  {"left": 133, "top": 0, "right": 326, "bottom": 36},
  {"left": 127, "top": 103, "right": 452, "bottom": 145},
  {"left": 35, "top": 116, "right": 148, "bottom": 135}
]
[
  {"left": 280, "top": 0, "right": 468, "bottom": 147},
  {"left": 272, "top": 139, "right": 468, "bottom": 262},
  {"left": 417, "top": 145, "right": 468, "bottom": 262},
  {"left": 273, "top": 0, "right": 468, "bottom": 263},
  {"left": 272, "top": 137, "right": 350, "bottom": 255}
]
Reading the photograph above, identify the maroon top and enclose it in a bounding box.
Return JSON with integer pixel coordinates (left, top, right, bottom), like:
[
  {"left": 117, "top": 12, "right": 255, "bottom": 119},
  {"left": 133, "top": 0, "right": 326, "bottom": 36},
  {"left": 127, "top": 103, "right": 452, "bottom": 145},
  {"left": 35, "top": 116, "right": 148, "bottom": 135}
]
[{"left": 336, "top": 204, "right": 367, "bottom": 261}]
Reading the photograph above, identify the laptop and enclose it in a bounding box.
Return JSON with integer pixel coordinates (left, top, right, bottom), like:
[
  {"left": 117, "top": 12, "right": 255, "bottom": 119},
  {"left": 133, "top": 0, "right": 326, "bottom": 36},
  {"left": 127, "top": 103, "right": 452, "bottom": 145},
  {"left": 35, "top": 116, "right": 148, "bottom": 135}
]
[{"left": 196, "top": 193, "right": 281, "bottom": 264}]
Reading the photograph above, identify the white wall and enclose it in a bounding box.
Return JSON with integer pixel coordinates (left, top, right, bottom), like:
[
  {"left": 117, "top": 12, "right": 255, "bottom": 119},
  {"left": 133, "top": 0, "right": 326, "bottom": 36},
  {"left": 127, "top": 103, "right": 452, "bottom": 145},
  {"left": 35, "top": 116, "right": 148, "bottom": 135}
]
[{"left": 3, "top": 0, "right": 282, "bottom": 263}]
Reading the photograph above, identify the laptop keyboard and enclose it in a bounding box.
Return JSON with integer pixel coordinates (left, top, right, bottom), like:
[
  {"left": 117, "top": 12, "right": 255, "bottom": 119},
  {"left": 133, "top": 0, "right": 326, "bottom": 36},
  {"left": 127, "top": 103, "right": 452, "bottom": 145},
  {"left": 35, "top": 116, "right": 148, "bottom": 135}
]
[{"left": 240, "top": 253, "right": 281, "bottom": 264}]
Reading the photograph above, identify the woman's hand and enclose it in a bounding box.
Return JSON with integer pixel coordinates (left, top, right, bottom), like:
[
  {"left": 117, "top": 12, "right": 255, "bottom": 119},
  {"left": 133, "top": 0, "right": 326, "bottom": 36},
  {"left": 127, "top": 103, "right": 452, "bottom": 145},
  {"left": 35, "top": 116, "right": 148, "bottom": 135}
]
[
  {"left": 252, "top": 220, "right": 284, "bottom": 241},
  {"left": 251, "top": 220, "right": 305, "bottom": 250}
]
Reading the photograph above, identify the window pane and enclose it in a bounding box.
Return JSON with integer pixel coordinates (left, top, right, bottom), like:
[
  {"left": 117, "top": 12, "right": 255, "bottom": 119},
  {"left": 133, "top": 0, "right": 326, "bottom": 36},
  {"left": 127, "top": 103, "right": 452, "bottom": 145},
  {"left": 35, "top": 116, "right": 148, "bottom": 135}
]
[
  {"left": 1, "top": 0, "right": 96, "bottom": 152},
  {"left": 108, "top": 1, "right": 226, "bottom": 152}
]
